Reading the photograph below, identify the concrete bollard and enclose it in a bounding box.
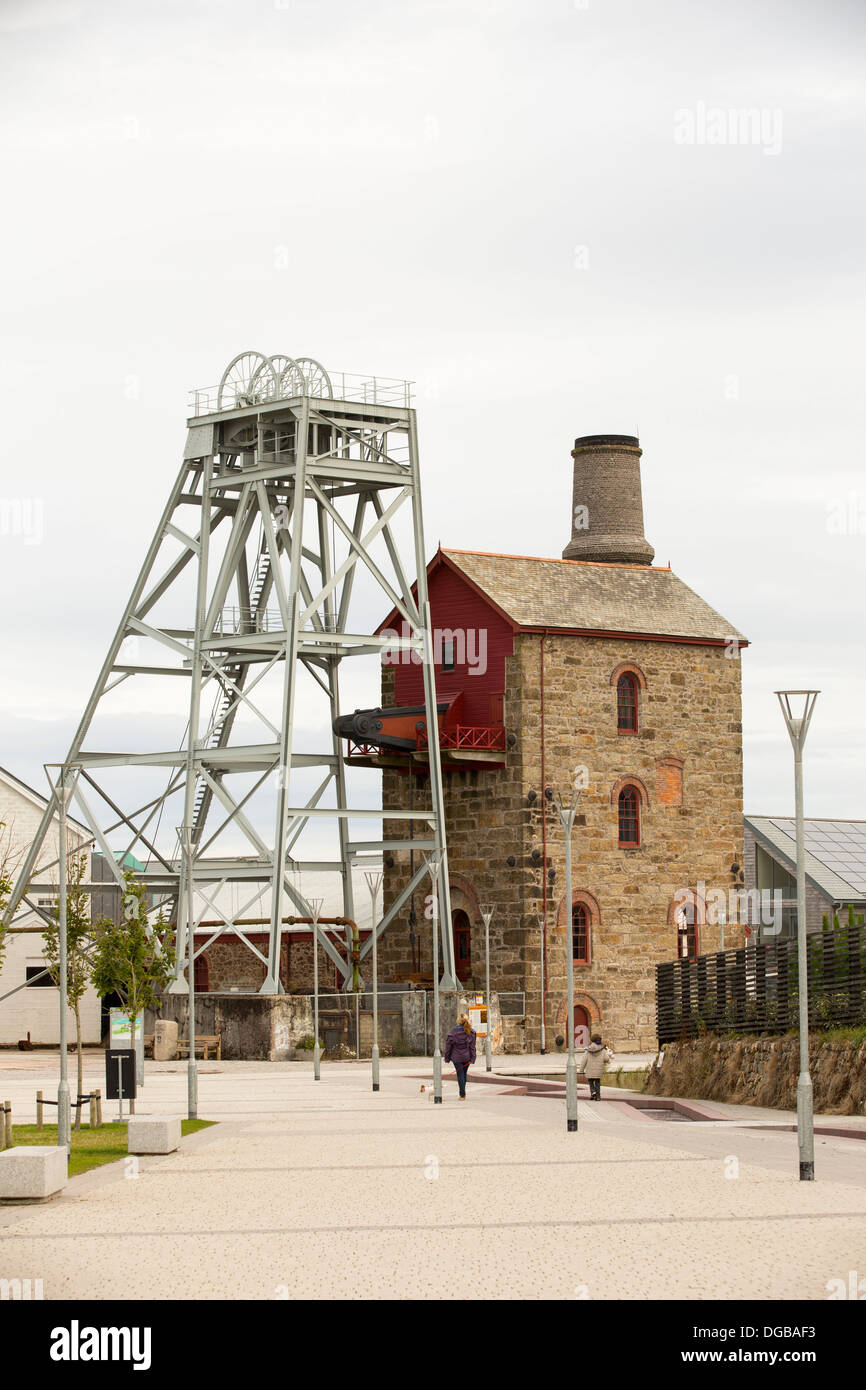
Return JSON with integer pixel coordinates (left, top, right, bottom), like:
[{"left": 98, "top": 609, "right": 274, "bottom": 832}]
[
  {"left": 0, "top": 1146, "right": 67, "bottom": 1201},
  {"left": 126, "top": 1116, "right": 181, "bottom": 1154},
  {"left": 153, "top": 1018, "right": 178, "bottom": 1062},
  {"left": 36, "top": 1091, "right": 43, "bottom": 1130}
]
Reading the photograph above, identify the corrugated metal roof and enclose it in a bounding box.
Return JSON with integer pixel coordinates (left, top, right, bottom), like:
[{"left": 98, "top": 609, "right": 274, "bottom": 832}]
[
  {"left": 442, "top": 550, "right": 745, "bottom": 642},
  {"left": 746, "top": 816, "right": 866, "bottom": 901}
]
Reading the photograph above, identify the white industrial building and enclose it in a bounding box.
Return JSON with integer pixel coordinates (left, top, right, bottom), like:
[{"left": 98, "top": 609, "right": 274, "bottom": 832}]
[{"left": 0, "top": 766, "right": 102, "bottom": 1047}]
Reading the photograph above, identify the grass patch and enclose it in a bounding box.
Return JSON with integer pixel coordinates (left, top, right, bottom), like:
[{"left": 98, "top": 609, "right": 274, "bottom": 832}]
[
  {"left": 605, "top": 1067, "right": 650, "bottom": 1093},
  {"left": 10, "top": 1120, "right": 215, "bottom": 1178}
]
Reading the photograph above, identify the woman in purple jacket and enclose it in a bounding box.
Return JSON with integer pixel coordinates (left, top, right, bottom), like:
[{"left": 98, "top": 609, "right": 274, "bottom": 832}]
[{"left": 444, "top": 1014, "right": 477, "bottom": 1099}]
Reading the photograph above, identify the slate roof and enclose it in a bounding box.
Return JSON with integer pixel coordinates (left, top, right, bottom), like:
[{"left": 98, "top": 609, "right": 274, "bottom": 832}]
[
  {"left": 442, "top": 549, "right": 746, "bottom": 643},
  {"left": 746, "top": 816, "right": 866, "bottom": 902}
]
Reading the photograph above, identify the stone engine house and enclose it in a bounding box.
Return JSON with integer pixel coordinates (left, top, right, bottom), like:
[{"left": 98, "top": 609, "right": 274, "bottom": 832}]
[{"left": 370, "top": 434, "right": 748, "bottom": 1052}]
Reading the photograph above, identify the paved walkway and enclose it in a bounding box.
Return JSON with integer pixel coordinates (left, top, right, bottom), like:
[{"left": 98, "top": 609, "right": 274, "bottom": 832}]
[{"left": 1, "top": 1054, "right": 865, "bottom": 1300}]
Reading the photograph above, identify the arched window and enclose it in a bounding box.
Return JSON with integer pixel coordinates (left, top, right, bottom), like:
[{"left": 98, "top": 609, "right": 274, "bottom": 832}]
[
  {"left": 618, "top": 786, "right": 640, "bottom": 847},
  {"left": 453, "top": 909, "right": 472, "bottom": 982},
  {"left": 617, "top": 673, "right": 638, "bottom": 732},
  {"left": 676, "top": 903, "right": 698, "bottom": 960},
  {"left": 572, "top": 903, "right": 589, "bottom": 964},
  {"left": 194, "top": 952, "right": 209, "bottom": 992}
]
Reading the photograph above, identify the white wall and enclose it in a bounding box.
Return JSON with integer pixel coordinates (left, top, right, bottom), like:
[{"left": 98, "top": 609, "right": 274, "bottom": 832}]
[{"left": 0, "top": 776, "right": 103, "bottom": 1046}]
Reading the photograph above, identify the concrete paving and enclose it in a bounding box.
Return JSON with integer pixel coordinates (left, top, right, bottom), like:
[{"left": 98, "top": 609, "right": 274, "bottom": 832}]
[{"left": 1, "top": 1051, "right": 865, "bottom": 1300}]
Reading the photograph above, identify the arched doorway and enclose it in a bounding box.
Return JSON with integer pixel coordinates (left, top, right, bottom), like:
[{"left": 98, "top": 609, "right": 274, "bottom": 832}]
[
  {"left": 453, "top": 909, "right": 471, "bottom": 982},
  {"left": 676, "top": 902, "right": 698, "bottom": 959},
  {"left": 194, "top": 952, "right": 210, "bottom": 992},
  {"left": 572, "top": 1004, "right": 591, "bottom": 1048}
]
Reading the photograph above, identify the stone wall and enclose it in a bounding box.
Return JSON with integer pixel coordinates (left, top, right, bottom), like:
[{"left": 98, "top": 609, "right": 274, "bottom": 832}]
[
  {"left": 150, "top": 993, "right": 312, "bottom": 1060},
  {"left": 148, "top": 989, "right": 510, "bottom": 1060},
  {"left": 646, "top": 1034, "right": 866, "bottom": 1115},
  {"left": 198, "top": 932, "right": 349, "bottom": 995},
  {"left": 380, "top": 630, "right": 745, "bottom": 1052}
]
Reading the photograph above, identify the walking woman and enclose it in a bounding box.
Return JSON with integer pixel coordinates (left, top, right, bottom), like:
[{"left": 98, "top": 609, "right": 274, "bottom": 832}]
[{"left": 444, "top": 1013, "right": 477, "bottom": 1099}]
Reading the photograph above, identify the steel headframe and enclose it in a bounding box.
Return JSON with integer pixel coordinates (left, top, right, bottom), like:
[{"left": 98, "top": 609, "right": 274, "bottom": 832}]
[{"left": 2, "top": 352, "right": 455, "bottom": 995}]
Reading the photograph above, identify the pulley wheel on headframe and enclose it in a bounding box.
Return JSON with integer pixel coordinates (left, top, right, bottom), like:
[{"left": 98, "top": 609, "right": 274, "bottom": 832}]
[{"left": 218, "top": 351, "right": 276, "bottom": 410}]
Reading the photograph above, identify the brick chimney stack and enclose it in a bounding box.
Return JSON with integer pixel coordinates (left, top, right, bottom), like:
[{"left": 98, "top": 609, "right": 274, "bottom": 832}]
[{"left": 562, "top": 434, "right": 655, "bottom": 565}]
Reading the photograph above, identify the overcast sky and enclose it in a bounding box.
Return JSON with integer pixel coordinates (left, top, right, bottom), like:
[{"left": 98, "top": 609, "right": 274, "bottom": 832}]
[{"left": 1, "top": 0, "right": 864, "bottom": 843}]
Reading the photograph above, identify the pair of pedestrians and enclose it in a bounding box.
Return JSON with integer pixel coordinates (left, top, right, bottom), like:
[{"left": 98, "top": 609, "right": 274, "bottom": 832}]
[{"left": 445, "top": 1017, "right": 614, "bottom": 1102}]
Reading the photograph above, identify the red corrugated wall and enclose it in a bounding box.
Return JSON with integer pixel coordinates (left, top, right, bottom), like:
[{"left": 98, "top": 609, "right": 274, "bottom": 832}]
[{"left": 386, "top": 564, "right": 514, "bottom": 725}]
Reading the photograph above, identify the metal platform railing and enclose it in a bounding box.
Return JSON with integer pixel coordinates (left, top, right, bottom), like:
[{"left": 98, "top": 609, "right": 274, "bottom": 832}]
[
  {"left": 189, "top": 371, "right": 414, "bottom": 417},
  {"left": 213, "top": 606, "right": 285, "bottom": 635}
]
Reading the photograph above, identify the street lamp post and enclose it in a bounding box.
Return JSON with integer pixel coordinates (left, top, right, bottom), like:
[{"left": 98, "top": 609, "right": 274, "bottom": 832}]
[
  {"left": 547, "top": 774, "right": 584, "bottom": 1133},
  {"left": 425, "top": 853, "right": 443, "bottom": 1103},
  {"left": 481, "top": 907, "right": 494, "bottom": 1072},
  {"left": 776, "top": 690, "right": 819, "bottom": 1182},
  {"left": 55, "top": 767, "right": 74, "bottom": 1157},
  {"left": 178, "top": 824, "right": 197, "bottom": 1120},
  {"left": 309, "top": 896, "right": 324, "bottom": 1081},
  {"left": 537, "top": 911, "right": 546, "bottom": 1055},
  {"left": 365, "top": 871, "right": 383, "bottom": 1091}
]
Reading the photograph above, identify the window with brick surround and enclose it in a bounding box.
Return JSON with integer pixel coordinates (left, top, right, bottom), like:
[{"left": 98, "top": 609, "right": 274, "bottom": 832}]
[
  {"left": 617, "top": 673, "right": 638, "bottom": 732},
  {"left": 572, "top": 903, "right": 589, "bottom": 963},
  {"left": 618, "top": 786, "right": 640, "bottom": 847},
  {"left": 676, "top": 903, "right": 698, "bottom": 959},
  {"left": 453, "top": 909, "right": 471, "bottom": 981}
]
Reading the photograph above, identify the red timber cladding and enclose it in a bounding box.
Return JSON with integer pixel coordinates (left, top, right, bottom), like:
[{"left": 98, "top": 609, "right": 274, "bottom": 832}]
[{"left": 386, "top": 563, "right": 514, "bottom": 725}]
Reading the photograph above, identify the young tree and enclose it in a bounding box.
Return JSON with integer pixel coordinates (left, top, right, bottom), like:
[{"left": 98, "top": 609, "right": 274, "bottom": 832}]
[
  {"left": 42, "top": 852, "right": 92, "bottom": 1129},
  {"left": 90, "top": 870, "right": 176, "bottom": 1112},
  {"left": 0, "top": 818, "right": 24, "bottom": 975}
]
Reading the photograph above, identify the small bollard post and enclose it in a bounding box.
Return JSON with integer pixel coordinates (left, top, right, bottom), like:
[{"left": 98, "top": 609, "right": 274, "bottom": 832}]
[
  {"left": 95, "top": 1088, "right": 103, "bottom": 1127},
  {"left": 4, "top": 1101, "right": 11, "bottom": 1149},
  {"left": 36, "top": 1090, "right": 43, "bottom": 1130},
  {"left": 89, "top": 1092, "right": 97, "bottom": 1128}
]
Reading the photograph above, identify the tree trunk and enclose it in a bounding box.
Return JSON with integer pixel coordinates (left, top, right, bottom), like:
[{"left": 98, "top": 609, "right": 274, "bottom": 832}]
[{"left": 129, "top": 1009, "right": 136, "bottom": 1116}]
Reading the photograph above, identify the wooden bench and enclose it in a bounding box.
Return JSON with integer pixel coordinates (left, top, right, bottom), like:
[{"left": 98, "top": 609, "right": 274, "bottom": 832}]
[{"left": 177, "top": 1034, "right": 222, "bottom": 1060}]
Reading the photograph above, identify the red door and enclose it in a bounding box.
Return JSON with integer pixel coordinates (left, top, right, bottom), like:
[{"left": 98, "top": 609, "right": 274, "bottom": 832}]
[{"left": 572, "top": 1005, "right": 590, "bottom": 1048}]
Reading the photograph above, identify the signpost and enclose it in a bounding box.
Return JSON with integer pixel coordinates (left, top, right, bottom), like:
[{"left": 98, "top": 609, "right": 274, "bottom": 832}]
[
  {"left": 105, "top": 1049, "right": 137, "bottom": 1120},
  {"left": 468, "top": 992, "right": 487, "bottom": 1042},
  {"left": 109, "top": 1009, "right": 144, "bottom": 1088}
]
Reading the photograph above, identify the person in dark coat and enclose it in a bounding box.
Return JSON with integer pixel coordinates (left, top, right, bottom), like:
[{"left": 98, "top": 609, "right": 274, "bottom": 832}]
[{"left": 444, "top": 1014, "right": 477, "bottom": 1099}]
